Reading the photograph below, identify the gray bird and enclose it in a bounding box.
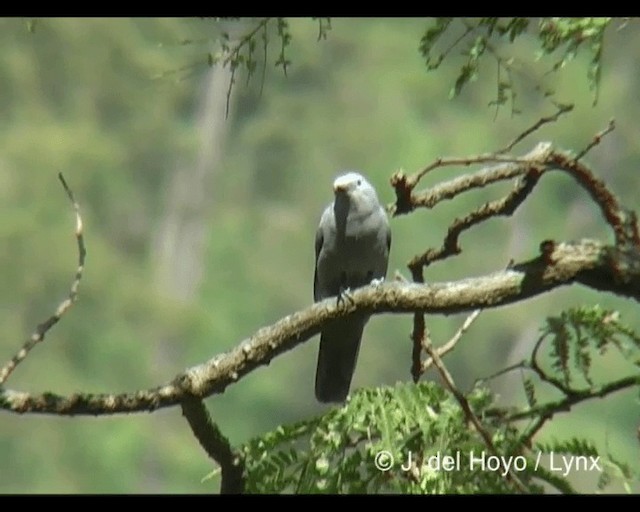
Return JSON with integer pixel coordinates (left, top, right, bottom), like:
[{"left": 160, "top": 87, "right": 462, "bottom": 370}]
[{"left": 314, "top": 171, "right": 391, "bottom": 403}]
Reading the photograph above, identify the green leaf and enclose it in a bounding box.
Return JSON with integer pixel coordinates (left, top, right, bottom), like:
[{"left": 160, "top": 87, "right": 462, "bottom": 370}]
[
  {"left": 419, "top": 17, "right": 453, "bottom": 69},
  {"left": 523, "top": 377, "right": 537, "bottom": 407}
]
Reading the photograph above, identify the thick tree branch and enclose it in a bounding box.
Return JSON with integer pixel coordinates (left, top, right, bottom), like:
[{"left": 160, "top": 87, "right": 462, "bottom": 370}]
[
  {"left": 2, "top": 237, "right": 639, "bottom": 416},
  {"left": 181, "top": 397, "right": 244, "bottom": 494},
  {"left": 547, "top": 150, "right": 639, "bottom": 247}
]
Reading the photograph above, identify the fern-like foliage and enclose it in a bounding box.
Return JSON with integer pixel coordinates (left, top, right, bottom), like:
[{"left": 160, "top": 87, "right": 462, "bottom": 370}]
[
  {"left": 536, "top": 438, "right": 636, "bottom": 494},
  {"left": 158, "top": 17, "right": 619, "bottom": 117},
  {"left": 537, "top": 18, "right": 610, "bottom": 105},
  {"left": 536, "top": 437, "right": 599, "bottom": 457},
  {"left": 241, "top": 382, "right": 549, "bottom": 494},
  {"left": 598, "top": 451, "right": 635, "bottom": 493},
  {"left": 523, "top": 376, "right": 537, "bottom": 408},
  {"left": 541, "top": 305, "right": 640, "bottom": 388},
  {"left": 419, "top": 17, "right": 615, "bottom": 111}
]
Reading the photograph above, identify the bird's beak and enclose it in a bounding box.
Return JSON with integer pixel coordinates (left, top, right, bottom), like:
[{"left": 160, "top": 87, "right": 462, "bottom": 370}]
[{"left": 333, "top": 175, "right": 356, "bottom": 195}]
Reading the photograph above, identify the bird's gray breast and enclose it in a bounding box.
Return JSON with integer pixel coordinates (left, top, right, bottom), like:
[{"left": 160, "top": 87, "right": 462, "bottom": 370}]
[{"left": 316, "top": 206, "right": 389, "bottom": 299}]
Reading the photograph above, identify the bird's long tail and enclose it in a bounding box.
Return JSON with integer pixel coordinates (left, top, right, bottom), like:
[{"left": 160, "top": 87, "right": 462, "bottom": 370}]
[{"left": 315, "top": 316, "right": 367, "bottom": 403}]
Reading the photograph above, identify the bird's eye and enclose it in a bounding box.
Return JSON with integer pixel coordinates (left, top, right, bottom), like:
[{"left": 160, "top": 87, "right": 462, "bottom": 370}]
[{"left": 357, "top": 179, "right": 362, "bottom": 186}]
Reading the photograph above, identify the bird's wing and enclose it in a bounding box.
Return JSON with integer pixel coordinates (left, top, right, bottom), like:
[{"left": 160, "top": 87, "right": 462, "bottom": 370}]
[{"left": 313, "top": 216, "right": 325, "bottom": 302}]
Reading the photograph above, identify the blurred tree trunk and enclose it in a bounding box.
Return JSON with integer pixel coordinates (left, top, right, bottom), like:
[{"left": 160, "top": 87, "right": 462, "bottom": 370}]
[{"left": 153, "top": 66, "right": 234, "bottom": 302}]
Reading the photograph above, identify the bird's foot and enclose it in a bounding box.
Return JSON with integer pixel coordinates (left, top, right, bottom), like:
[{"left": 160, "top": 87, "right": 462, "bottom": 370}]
[
  {"left": 369, "top": 277, "right": 385, "bottom": 288},
  {"left": 337, "top": 286, "right": 354, "bottom": 309}
]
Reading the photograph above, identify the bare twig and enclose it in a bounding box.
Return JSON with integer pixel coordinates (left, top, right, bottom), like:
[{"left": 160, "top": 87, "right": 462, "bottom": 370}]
[
  {"left": 459, "top": 17, "right": 575, "bottom": 118},
  {"left": 492, "top": 58, "right": 502, "bottom": 121},
  {"left": 440, "top": 23, "right": 477, "bottom": 64},
  {"left": 220, "top": 18, "right": 272, "bottom": 118},
  {"left": 225, "top": 66, "right": 237, "bottom": 120},
  {"left": 421, "top": 309, "right": 482, "bottom": 373},
  {"left": 259, "top": 22, "right": 268, "bottom": 98},
  {"left": 401, "top": 160, "right": 526, "bottom": 211},
  {"left": 574, "top": 119, "right": 615, "bottom": 161},
  {"left": 498, "top": 105, "right": 573, "bottom": 154},
  {"left": 0, "top": 173, "right": 85, "bottom": 385},
  {"left": 416, "top": 154, "right": 525, "bottom": 187},
  {"left": 390, "top": 142, "right": 552, "bottom": 216},
  {"left": 519, "top": 414, "right": 551, "bottom": 450},
  {"left": 474, "top": 360, "right": 528, "bottom": 387},
  {"left": 181, "top": 397, "right": 244, "bottom": 494},
  {"left": 422, "top": 336, "right": 529, "bottom": 493},
  {"left": 529, "top": 333, "right": 575, "bottom": 396},
  {"left": 393, "top": 270, "right": 410, "bottom": 283}
]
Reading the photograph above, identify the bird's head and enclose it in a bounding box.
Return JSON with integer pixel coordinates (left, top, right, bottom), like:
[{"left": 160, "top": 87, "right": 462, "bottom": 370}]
[{"left": 332, "top": 172, "right": 380, "bottom": 210}]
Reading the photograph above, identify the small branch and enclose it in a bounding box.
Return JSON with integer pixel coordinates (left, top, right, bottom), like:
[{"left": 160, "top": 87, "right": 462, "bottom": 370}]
[
  {"left": 440, "top": 23, "right": 477, "bottom": 64},
  {"left": 498, "top": 105, "right": 573, "bottom": 154},
  {"left": 220, "top": 18, "right": 272, "bottom": 118},
  {"left": 409, "top": 237, "right": 427, "bottom": 385},
  {"left": 410, "top": 312, "right": 425, "bottom": 383},
  {"left": 0, "top": 173, "right": 85, "bottom": 385},
  {"left": 225, "top": 65, "right": 236, "bottom": 120},
  {"left": 508, "top": 336, "right": 561, "bottom": 447},
  {"left": 530, "top": 333, "right": 575, "bottom": 396},
  {"left": 408, "top": 160, "right": 543, "bottom": 271},
  {"left": 181, "top": 397, "right": 244, "bottom": 494},
  {"left": 547, "top": 150, "right": 639, "bottom": 248},
  {"left": 401, "top": 154, "right": 527, "bottom": 191},
  {"left": 503, "top": 374, "right": 639, "bottom": 424},
  {"left": 474, "top": 360, "right": 528, "bottom": 387},
  {"left": 515, "top": 324, "right": 638, "bottom": 446},
  {"left": 259, "top": 22, "right": 268, "bottom": 97},
  {"left": 423, "top": 335, "right": 529, "bottom": 493},
  {"left": 574, "top": 119, "right": 615, "bottom": 161},
  {"left": 390, "top": 142, "right": 552, "bottom": 216},
  {"left": 492, "top": 57, "right": 502, "bottom": 121},
  {"left": 421, "top": 309, "right": 482, "bottom": 373},
  {"left": 400, "top": 160, "right": 524, "bottom": 212},
  {"left": 463, "top": 16, "right": 575, "bottom": 118},
  {"left": 519, "top": 414, "right": 551, "bottom": 450}
]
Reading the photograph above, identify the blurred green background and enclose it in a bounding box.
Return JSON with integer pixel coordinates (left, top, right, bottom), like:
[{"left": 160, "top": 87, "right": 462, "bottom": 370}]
[{"left": 0, "top": 18, "right": 638, "bottom": 493}]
